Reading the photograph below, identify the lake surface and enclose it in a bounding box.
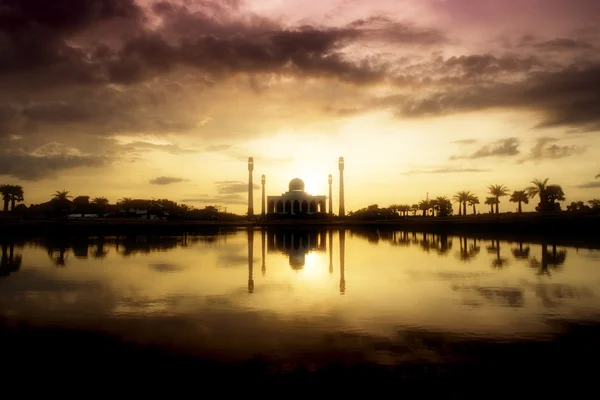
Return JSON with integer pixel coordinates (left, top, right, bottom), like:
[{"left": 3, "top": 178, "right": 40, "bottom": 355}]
[{"left": 2, "top": 228, "right": 600, "bottom": 394}]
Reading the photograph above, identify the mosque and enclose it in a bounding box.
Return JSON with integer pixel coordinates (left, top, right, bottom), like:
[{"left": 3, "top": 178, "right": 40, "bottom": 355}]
[{"left": 247, "top": 156, "right": 346, "bottom": 217}]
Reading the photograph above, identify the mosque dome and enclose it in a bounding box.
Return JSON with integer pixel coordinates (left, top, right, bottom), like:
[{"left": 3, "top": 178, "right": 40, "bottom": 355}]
[{"left": 288, "top": 178, "right": 305, "bottom": 192}]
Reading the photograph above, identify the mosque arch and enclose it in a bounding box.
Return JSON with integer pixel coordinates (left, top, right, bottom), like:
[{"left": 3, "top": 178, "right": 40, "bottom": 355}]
[
  {"left": 285, "top": 200, "right": 292, "bottom": 214},
  {"left": 276, "top": 200, "right": 283, "bottom": 213},
  {"left": 301, "top": 200, "right": 308, "bottom": 213},
  {"left": 293, "top": 200, "right": 300, "bottom": 214}
]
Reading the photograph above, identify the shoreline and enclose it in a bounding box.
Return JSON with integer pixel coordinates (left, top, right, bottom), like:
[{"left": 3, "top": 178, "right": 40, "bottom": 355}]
[{"left": 1, "top": 213, "right": 599, "bottom": 243}]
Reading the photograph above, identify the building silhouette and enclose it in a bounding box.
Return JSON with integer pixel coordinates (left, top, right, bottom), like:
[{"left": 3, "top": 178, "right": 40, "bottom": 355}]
[
  {"left": 266, "top": 179, "right": 327, "bottom": 215},
  {"left": 339, "top": 157, "right": 345, "bottom": 217},
  {"left": 247, "top": 157, "right": 346, "bottom": 217},
  {"left": 248, "top": 157, "right": 254, "bottom": 217}
]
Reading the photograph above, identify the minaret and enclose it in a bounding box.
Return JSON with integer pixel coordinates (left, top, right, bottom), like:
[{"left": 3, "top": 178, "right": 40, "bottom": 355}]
[
  {"left": 339, "top": 229, "right": 346, "bottom": 294},
  {"left": 338, "top": 157, "right": 345, "bottom": 217},
  {"left": 248, "top": 157, "right": 254, "bottom": 217},
  {"left": 248, "top": 228, "right": 254, "bottom": 293},
  {"left": 261, "top": 174, "right": 266, "bottom": 216},
  {"left": 328, "top": 174, "right": 333, "bottom": 216}
]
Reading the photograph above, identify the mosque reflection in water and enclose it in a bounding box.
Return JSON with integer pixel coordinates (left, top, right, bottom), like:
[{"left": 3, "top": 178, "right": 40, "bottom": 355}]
[
  {"left": 248, "top": 229, "right": 346, "bottom": 294},
  {"left": 1, "top": 229, "right": 576, "bottom": 293}
]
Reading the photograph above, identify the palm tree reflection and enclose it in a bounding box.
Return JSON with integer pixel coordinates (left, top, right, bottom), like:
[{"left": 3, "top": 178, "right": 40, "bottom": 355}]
[
  {"left": 1, "top": 243, "right": 22, "bottom": 277},
  {"left": 529, "top": 244, "right": 567, "bottom": 276},
  {"left": 487, "top": 240, "right": 509, "bottom": 269},
  {"left": 511, "top": 242, "right": 531, "bottom": 259}
]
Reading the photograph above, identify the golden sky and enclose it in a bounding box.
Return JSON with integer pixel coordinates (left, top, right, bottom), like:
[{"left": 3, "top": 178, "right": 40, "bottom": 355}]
[{"left": 1, "top": 0, "right": 600, "bottom": 213}]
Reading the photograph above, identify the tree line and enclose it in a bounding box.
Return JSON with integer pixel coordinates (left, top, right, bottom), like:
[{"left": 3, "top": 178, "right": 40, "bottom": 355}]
[{"left": 349, "top": 177, "right": 600, "bottom": 219}]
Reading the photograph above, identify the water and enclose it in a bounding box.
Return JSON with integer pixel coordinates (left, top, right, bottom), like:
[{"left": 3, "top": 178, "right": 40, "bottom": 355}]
[{"left": 1, "top": 228, "right": 600, "bottom": 393}]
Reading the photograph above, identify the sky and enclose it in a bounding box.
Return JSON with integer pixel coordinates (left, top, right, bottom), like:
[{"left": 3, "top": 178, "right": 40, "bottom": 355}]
[{"left": 1, "top": 0, "right": 600, "bottom": 214}]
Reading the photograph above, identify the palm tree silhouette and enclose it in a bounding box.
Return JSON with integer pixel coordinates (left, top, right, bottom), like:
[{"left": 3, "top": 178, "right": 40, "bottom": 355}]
[
  {"left": 485, "top": 197, "right": 498, "bottom": 213},
  {"left": 92, "top": 197, "right": 110, "bottom": 217},
  {"left": 453, "top": 191, "right": 471, "bottom": 216},
  {"left": 467, "top": 194, "right": 479, "bottom": 215},
  {"left": 487, "top": 184, "right": 510, "bottom": 214},
  {"left": 52, "top": 190, "right": 72, "bottom": 201},
  {"left": 509, "top": 190, "right": 529, "bottom": 213},
  {"left": 0, "top": 185, "right": 23, "bottom": 212},
  {"left": 0, "top": 185, "right": 10, "bottom": 211},
  {"left": 525, "top": 178, "right": 548, "bottom": 210}
]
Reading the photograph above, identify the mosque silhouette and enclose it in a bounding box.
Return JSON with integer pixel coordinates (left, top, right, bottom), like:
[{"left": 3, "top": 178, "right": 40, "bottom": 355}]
[{"left": 247, "top": 156, "right": 346, "bottom": 217}]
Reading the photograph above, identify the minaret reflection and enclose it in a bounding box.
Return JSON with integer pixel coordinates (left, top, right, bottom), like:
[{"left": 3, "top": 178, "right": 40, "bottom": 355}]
[
  {"left": 247, "top": 228, "right": 254, "bottom": 293},
  {"left": 261, "top": 228, "right": 266, "bottom": 276},
  {"left": 339, "top": 229, "right": 346, "bottom": 295},
  {"left": 328, "top": 230, "right": 333, "bottom": 274}
]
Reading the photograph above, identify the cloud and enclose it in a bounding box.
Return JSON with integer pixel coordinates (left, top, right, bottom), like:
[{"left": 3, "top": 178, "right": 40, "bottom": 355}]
[
  {"left": 450, "top": 138, "right": 519, "bottom": 160},
  {"left": 149, "top": 176, "right": 189, "bottom": 185},
  {"left": 519, "top": 137, "right": 586, "bottom": 163},
  {"left": 396, "top": 63, "right": 600, "bottom": 131},
  {"left": 181, "top": 194, "right": 247, "bottom": 205},
  {"left": 450, "top": 139, "right": 477, "bottom": 145},
  {"left": 123, "top": 141, "right": 198, "bottom": 155},
  {"left": 0, "top": 149, "right": 107, "bottom": 180},
  {"left": 575, "top": 182, "right": 600, "bottom": 189},
  {"left": 404, "top": 167, "right": 491, "bottom": 175},
  {"left": 215, "top": 180, "right": 259, "bottom": 194},
  {"left": 533, "top": 38, "right": 594, "bottom": 51}
]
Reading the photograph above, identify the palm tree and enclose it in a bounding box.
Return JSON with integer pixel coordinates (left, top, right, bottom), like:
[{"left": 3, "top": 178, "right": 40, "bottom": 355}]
[
  {"left": 487, "top": 184, "right": 510, "bottom": 214},
  {"left": 509, "top": 190, "right": 529, "bottom": 213},
  {"left": 452, "top": 193, "right": 463, "bottom": 216},
  {"left": 525, "top": 178, "right": 549, "bottom": 211},
  {"left": 0, "top": 185, "right": 11, "bottom": 212},
  {"left": 52, "top": 190, "right": 72, "bottom": 201},
  {"left": 453, "top": 191, "right": 471, "bottom": 216},
  {"left": 467, "top": 194, "right": 479, "bottom": 215},
  {"left": 485, "top": 197, "right": 498, "bottom": 213}
]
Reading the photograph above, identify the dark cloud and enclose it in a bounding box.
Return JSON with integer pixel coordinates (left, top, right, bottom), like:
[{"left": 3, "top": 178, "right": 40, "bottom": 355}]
[
  {"left": 123, "top": 141, "right": 198, "bottom": 155},
  {"left": 404, "top": 167, "right": 491, "bottom": 175},
  {"left": 575, "top": 182, "right": 600, "bottom": 189},
  {"left": 180, "top": 194, "right": 247, "bottom": 205},
  {"left": 149, "top": 176, "right": 189, "bottom": 185},
  {"left": 519, "top": 137, "right": 585, "bottom": 163},
  {"left": 450, "top": 138, "right": 519, "bottom": 160},
  {"left": 215, "top": 180, "right": 259, "bottom": 194},
  {"left": 345, "top": 16, "right": 447, "bottom": 46},
  {"left": 0, "top": 147, "right": 107, "bottom": 180},
  {"left": 397, "top": 64, "right": 600, "bottom": 131},
  {"left": 534, "top": 38, "right": 594, "bottom": 51}
]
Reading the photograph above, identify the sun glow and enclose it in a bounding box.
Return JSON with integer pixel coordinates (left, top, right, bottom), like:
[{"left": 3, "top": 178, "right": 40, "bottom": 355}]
[{"left": 298, "top": 252, "right": 327, "bottom": 281}]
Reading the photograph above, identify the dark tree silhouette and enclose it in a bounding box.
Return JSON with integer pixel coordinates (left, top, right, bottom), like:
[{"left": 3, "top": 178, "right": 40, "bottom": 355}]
[
  {"left": 485, "top": 197, "right": 498, "bottom": 213},
  {"left": 525, "top": 178, "right": 564, "bottom": 212},
  {"left": 0, "top": 185, "right": 23, "bottom": 212},
  {"left": 487, "top": 184, "right": 510, "bottom": 214},
  {"left": 468, "top": 194, "right": 479, "bottom": 215},
  {"left": 509, "top": 190, "right": 528, "bottom": 213},
  {"left": 418, "top": 200, "right": 429, "bottom": 216}
]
